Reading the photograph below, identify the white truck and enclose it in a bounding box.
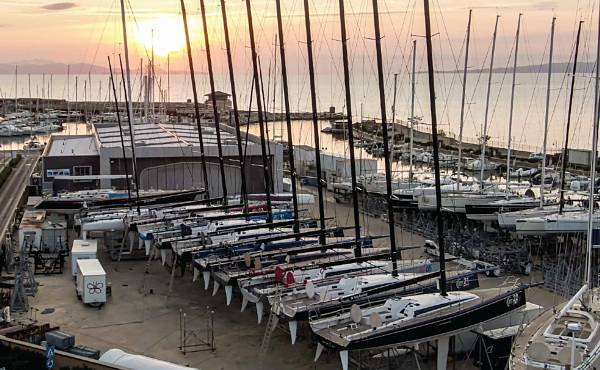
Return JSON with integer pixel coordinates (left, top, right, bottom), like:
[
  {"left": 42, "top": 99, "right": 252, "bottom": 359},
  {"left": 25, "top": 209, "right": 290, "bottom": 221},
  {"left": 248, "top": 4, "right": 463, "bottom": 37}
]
[
  {"left": 76, "top": 259, "right": 106, "bottom": 306},
  {"left": 71, "top": 239, "right": 98, "bottom": 277}
]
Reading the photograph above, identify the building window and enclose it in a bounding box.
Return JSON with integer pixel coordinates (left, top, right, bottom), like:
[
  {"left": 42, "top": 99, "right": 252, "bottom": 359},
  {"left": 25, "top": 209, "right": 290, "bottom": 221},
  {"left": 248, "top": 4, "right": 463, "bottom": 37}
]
[
  {"left": 73, "top": 166, "right": 92, "bottom": 182},
  {"left": 46, "top": 169, "right": 70, "bottom": 178},
  {"left": 73, "top": 166, "right": 92, "bottom": 177}
]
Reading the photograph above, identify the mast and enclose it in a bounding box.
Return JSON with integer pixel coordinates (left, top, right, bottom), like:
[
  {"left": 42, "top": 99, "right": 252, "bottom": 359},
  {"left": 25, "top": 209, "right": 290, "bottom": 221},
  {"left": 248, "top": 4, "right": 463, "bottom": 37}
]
[
  {"left": 275, "top": 0, "right": 299, "bottom": 232},
  {"left": 480, "top": 15, "right": 500, "bottom": 186},
  {"left": 423, "top": 0, "right": 447, "bottom": 295},
  {"left": 372, "top": 0, "right": 399, "bottom": 275},
  {"left": 338, "top": 0, "right": 362, "bottom": 257},
  {"left": 587, "top": 9, "right": 600, "bottom": 289},
  {"left": 119, "top": 0, "right": 139, "bottom": 205},
  {"left": 391, "top": 73, "right": 398, "bottom": 174},
  {"left": 245, "top": 0, "right": 273, "bottom": 222},
  {"left": 67, "top": 65, "right": 70, "bottom": 119},
  {"left": 14, "top": 66, "right": 17, "bottom": 113},
  {"left": 28, "top": 74, "right": 31, "bottom": 113},
  {"left": 179, "top": 0, "right": 210, "bottom": 197},
  {"left": 220, "top": 0, "right": 248, "bottom": 211},
  {"left": 559, "top": 21, "right": 584, "bottom": 214},
  {"left": 84, "top": 80, "right": 87, "bottom": 122},
  {"left": 167, "top": 54, "right": 170, "bottom": 104},
  {"left": 303, "top": 0, "right": 326, "bottom": 244},
  {"left": 200, "top": 0, "right": 228, "bottom": 203},
  {"left": 151, "top": 29, "right": 155, "bottom": 120},
  {"left": 457, "top": 10, "right": 472, "bottom": 189},
  {"left": 409, "top": 41, "right": 416, "bottom": 186},
  {"left": 506, "top": 14, "right": 522, "bottom": 197},
  {"left": 118, "top": 55, "right": 141, "bottom": 213},
  {"left": 108, "top": 56, "right": 132, "bottom": 204}
]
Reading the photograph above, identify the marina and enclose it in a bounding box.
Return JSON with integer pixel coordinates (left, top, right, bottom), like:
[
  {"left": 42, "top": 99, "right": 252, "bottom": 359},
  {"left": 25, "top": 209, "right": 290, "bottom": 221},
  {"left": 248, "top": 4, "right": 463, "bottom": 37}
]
[{"left": 2, "top": 1, "right": 600, "bottom": 370}]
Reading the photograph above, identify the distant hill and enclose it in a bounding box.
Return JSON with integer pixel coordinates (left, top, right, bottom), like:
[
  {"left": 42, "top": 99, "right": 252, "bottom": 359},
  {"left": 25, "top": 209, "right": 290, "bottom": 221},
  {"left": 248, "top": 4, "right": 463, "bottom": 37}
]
[
  {"left": 437, "top": 62, "right": 596, "bottom": 74},
  {"left": 0, "top": 62, "right": 181, "bottom": 75},
  {"left": 0, "top": 63, "right": 111, "bottom": 74}
]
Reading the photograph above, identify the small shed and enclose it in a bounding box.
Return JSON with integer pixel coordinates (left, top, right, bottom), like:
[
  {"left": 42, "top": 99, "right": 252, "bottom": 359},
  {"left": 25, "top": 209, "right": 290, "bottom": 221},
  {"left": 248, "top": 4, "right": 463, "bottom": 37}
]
[{"left": 18, "top": 210, "right": 67, "bottom": 252}]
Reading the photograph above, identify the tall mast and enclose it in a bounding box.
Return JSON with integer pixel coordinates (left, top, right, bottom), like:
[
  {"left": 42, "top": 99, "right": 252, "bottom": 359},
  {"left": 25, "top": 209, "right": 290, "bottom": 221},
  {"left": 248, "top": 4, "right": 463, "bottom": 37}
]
[
  {"left": 67, "top": 65, "right": 70, "bottom": 119},
  {"left": 587, "top": 9, "right": 600, "bottom": 289},
  {"left": 245, "top": 0, "right": 273, "bottom": 222},
  {"left": 28, "top": 74, "right": 31, "bottom": 113},
  {"left": 559, "top": 21, "right": 584, "bottom": 214},
  {"left": 14, "top": 65, "right": 17, "bottom": 113},
  {"left": 108, "top": 56, "right": 132, "bottom": 204},
  {"left": 275, "top": 0, "right": 299, "bottom": 232},
  {"left": 167, "top": 54, "right": 170, "bottom": 104},
  {"left": 372, "top": 0, "right": 399, "bottom": 275},
  {"left": 457, "top": 10, "right": 472, "bottom": 189},
  {"left": 506, "top": 14, "right": 522, "bottom": 197},
  {"left": 118, "top": 55, "right": 141, "bottom": 214},
  {"left": 338, "top": 0, "right": 362, "bottom": 257},
  {"left": 409, "top": 41, "right": 416, "bottom": 186},
  {"left": 84, "top": 80, "right": 87, "bottom": 122},
  {"left": 303, "top": 0, "right": 326, "bottom": 244},
  {"left": 391, "top": 73, "right": 398, "bottom": 174},
  {"left": 423, "top": 0, "right": 447, "bottom": 295},
  {"left": 151, "top": 29, "right": 155, "bottom": 120},
  {"left": 88, "top": 72, "right": 91, "bottom": 119},
  {"left": 540, "top": 15, "right": 554, "bottom": 208},
  {"left": 179, "top": 0, "right": 210, "bottom": 197},
  {"left": 480, "top": 15, "right": 500, "bottom": 186},
  {"left": 220, "top": 0, "right": 248, "bottom": 211},
  {"left": 200, "top": 0, "right": 228, "bottom": 203},
  {"left": 119, "top": 0, "right": 139, "bottom": 200}
]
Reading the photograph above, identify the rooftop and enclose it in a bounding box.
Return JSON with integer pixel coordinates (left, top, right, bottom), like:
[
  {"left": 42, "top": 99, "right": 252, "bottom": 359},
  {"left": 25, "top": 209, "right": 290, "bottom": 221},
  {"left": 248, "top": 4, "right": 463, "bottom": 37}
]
[
  {"left": 46, "top": 135, "right": 98, "bottom": 157},
  {"left": 94, "top": 123, "right": 242, "bottom": 149},
  {"left": 204, "top": 91, "right": 231, "bottom": 98}
]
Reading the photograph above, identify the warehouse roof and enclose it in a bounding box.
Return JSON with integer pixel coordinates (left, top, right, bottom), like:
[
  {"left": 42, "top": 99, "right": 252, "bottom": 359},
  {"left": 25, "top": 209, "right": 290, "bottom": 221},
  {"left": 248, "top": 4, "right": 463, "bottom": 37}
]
[
  {"left": 94, "top": 123, "right": 242, "bottom": 149},
  {"left": 46, "top": 135, "right": 98, "bottom": 157}
]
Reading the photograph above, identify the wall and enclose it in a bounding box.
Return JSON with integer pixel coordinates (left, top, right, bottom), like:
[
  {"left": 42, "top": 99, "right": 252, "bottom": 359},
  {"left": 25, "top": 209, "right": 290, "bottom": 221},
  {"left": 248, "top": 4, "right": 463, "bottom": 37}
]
[
  {"left": 110, "top": 155, "right": 275, "bottom": 196},
  {"left": 42, "top": 155, "right": 100, "bottom": 193}
]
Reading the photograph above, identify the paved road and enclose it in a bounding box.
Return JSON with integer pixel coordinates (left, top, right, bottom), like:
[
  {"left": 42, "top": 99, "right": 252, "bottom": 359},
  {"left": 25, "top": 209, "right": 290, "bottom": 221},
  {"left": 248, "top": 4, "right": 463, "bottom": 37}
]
[{"left": 0, "top": 153, "right": 39, "bottom": 245}]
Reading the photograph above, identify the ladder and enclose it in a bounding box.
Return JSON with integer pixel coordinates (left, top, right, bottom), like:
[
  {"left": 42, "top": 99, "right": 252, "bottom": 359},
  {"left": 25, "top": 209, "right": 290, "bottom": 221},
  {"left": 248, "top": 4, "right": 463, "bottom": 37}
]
[{"left": 258, "top": 286, "right": 282, "bottom": 367}]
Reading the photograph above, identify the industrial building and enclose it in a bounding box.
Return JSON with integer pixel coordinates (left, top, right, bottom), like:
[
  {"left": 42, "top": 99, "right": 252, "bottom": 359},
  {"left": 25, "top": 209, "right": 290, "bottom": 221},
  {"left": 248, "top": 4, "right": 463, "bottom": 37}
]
[{"left": 41, "top": 122, "right": 283, "bottom": 196}]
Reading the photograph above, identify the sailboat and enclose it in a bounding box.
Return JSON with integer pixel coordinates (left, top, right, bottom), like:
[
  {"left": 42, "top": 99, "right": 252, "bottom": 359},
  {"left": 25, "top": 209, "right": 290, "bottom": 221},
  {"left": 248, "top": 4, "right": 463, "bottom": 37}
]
[
  {"left": 311, "top": 4, "right": 530, "bottom": 369},
  {"left": 512, "top": 20, "right": 586, "bottom": 235},
  {"left": 510, "top": 16, "right": 600, "bottom": 369}
]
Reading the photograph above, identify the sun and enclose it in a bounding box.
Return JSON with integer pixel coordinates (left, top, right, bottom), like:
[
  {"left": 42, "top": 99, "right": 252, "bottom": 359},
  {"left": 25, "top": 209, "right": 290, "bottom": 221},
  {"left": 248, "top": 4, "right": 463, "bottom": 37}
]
[{"left": 135, "top": 17, "right": 188, "bottom": 56}]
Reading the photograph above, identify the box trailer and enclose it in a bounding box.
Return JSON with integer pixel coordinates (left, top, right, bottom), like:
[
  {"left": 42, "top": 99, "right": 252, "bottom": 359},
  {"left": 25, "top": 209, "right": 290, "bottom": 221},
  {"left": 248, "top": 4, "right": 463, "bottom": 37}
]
[
  {"left": 71, "top": 239, "right": 98, "bottom": 277},
  {"left": 76, "top": 259, "right": 106, "bottom": 306}
]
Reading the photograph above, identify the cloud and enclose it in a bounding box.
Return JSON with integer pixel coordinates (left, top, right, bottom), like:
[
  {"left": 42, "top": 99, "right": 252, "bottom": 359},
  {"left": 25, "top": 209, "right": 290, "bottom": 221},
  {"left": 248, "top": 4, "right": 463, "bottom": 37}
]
[{"left": 41, "top": 2, "right": 77, "bottom": 11}]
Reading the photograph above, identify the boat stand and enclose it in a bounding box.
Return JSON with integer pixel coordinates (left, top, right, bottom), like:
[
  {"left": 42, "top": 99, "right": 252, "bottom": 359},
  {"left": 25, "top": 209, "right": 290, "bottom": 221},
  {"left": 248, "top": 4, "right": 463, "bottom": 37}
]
[{"left": 178, "top": 307, "right": 215, "bottom": 354}]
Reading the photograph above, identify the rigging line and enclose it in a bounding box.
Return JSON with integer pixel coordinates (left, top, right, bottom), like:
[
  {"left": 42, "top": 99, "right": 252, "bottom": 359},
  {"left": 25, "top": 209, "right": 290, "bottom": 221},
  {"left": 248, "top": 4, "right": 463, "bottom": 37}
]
[
  {"left": 381, "top": 0, "right": 419, "bottom": 125},
  {"left": 465, "top": 30, "right": 493, "bottom": 137},
  {"left": 243, "top": 74, "right": 256, "bottom": 176},
  {"left": 309, "top": 0, "right": 344, "bottom": 111},
  {"left": 488, "top": 27, "right": 517, "bottom": 134},
  {"left": 437, "top": 20, "right": 468, "bottom": 130},
  {"left": 88, "top": 0, "right": 116, "bottom": 75},
  {"left": 381, "top": 0, "right": 415, "bottom": 77},
  {"left": 257, "top": 56, "right": 276, "bottom": 202},
  {"left": 516, "top": 25, "right": 551, "bottom": 146},
  {"left": 548, "top": 26, "right": 580, "bottom": 151}
]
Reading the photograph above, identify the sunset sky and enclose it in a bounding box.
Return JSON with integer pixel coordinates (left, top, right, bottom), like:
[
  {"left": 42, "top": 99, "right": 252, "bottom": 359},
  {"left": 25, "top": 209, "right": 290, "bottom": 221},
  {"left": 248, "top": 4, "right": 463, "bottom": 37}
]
[{"left": 0, "top": 0, "right": 594, "bottom": 75}]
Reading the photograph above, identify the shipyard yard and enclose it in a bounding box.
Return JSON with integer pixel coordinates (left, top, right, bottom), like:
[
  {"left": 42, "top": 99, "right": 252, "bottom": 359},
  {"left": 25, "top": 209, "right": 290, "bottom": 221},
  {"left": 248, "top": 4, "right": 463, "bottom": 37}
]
[
  {"left": 22, "top": 195, "right": 564, "bottom": 370},
  {"left": 4, "top": 0, "right": 600, "bottom": 370}
]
